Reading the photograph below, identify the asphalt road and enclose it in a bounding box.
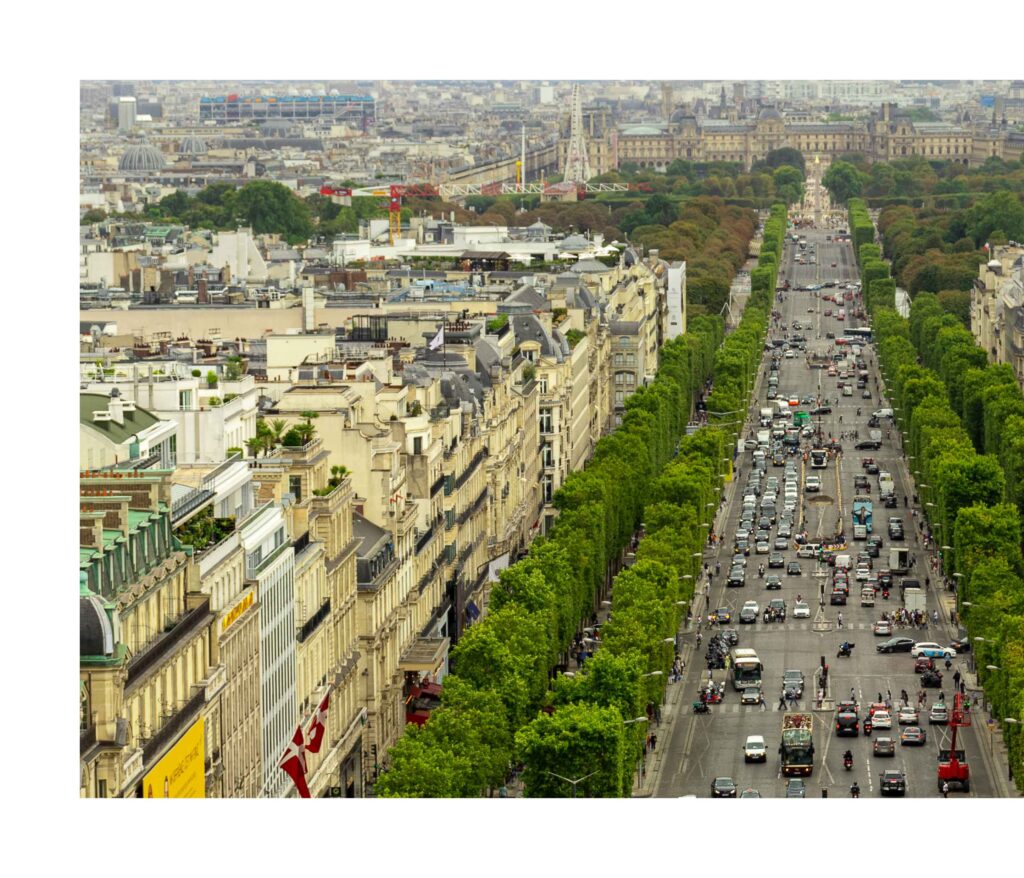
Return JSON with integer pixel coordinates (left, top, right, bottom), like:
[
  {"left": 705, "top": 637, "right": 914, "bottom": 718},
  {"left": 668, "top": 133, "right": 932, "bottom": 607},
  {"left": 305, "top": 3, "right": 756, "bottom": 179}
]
[{"left": 654, "top": 228, "right": 997, "bottom": 799}]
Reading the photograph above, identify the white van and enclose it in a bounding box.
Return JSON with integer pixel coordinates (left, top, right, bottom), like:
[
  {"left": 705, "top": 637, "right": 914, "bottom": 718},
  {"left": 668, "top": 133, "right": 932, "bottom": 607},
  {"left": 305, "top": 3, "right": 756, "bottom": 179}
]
[
  {"left": 873, "top": 408, "right": 893, "bottom": 419},
  {"left": 759, "top": 408, "right": 774, "bottom": 427},
  {"left": 797, "top": 543, "right": 821, "bottom": 558},
  {"left": 834, "top": 554, "right": 853, "bottom": 570}
]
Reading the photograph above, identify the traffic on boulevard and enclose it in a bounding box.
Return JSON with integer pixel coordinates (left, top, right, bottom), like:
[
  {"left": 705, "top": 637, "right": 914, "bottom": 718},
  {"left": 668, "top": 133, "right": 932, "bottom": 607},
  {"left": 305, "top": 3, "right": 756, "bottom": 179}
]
[{"left": 655, "top": 213, "right": 994, "bottom": 799}]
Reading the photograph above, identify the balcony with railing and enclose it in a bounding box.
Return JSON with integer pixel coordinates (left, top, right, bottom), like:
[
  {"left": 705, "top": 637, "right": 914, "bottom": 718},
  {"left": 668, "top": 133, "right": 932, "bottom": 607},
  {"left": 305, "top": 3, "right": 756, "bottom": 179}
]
[
  {"left": 125, "top": 598, "right": 213, "bottom": 690},
  {"left": 142, "top": 687, "right": 207, "bottom": 764}
]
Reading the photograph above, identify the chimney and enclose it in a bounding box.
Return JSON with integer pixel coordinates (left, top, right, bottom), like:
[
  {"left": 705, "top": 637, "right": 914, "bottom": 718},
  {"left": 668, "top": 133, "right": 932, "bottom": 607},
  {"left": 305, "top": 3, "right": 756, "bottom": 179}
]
[
  {"left": 107, "top": 389, "right": 125, "bottom": 425},
  {"left": 198, "top": 278, "right": 209, "bottom": 304}
]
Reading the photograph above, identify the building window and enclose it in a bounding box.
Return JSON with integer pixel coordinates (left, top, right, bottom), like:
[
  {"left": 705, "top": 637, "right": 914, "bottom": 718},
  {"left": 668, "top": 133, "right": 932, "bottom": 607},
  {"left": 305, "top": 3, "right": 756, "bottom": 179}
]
[
  {"left": 289, "top": 475, "right": 302, "bottom": 503},
  {"left": 542, "top": 475, "right": 553, "bottom": 503},
  {"left": 539, "top": 378, "right": 548, "bottom": 394},
  {"left": 413, "top": 436, "right": 422, "bottom": 455},
  {"left": 539, "top": 409, "right": 553, "bottom": 434},
  {"left": 542, "top": 443, "right": 553, "bottom": 468}
]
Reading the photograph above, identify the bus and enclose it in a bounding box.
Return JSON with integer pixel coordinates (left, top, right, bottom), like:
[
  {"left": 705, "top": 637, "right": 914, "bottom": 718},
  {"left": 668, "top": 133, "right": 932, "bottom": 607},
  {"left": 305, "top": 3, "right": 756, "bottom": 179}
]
[
  {"left": 846, "top": 327, "right": 873, "bottom": 344},
  {"left": 731, "top": 648, "right": 763, "bottom": 691},
  {"left": 780, "top": 713, "right": 815, "bottom": 776}
]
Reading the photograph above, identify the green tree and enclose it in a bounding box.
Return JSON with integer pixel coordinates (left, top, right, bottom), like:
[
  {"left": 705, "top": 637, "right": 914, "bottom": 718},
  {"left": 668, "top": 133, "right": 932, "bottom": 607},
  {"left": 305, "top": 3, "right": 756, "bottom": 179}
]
[
  {"left": 233, "top": 180, "right": 314, "bottom": 243},
  {"left": 823, "top": 161, "right": 868, "bottom": 204}
]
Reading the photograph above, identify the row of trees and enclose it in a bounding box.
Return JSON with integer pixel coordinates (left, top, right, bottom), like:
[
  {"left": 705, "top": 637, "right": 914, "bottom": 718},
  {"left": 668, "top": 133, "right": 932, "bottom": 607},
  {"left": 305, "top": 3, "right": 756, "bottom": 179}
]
[
  {"left": 375, "top": 209, "right": 771, "bottom": 796},
  {"left": 859, "top": 205, "right": 1024, "bottom": 790},
  {"left": 823, "top": 154, "right": 1024, "bottom": 208}
]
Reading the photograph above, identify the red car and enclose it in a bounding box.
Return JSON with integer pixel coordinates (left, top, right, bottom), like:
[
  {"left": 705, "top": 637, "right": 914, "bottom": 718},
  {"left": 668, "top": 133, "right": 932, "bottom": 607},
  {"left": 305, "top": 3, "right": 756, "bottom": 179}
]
[{"left": 914, "top": 656, "right": 935, "bottom": 673}]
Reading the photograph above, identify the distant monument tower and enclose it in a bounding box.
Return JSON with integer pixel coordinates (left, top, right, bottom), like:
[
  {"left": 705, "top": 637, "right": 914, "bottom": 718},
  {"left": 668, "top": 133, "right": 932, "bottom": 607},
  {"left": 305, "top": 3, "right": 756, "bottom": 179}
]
[
  {"left": 661, "top": 82, "right": 673, "bottom": 122},
  {"left": 562, "top": 84, "right": 592, "bottom": 183}
]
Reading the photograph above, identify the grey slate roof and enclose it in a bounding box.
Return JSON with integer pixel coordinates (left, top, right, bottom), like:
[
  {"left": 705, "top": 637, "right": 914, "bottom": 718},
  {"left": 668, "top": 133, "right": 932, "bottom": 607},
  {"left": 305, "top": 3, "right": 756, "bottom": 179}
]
[{"left": 511, "top": 313, "right": 564, "bottom": 362}]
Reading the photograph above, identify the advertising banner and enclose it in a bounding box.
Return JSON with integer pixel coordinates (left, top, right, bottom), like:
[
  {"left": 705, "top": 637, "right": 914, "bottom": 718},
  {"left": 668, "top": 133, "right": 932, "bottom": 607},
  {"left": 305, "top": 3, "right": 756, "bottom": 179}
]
[{"left": 143, "top": 717, "right": 205, "bottom": 798}]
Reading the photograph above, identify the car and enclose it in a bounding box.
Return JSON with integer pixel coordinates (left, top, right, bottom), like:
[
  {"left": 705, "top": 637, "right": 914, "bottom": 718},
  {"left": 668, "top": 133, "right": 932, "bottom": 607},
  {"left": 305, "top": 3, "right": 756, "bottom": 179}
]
[
  {"left": 711, "top": 777, "right": 737, "bottom": 797},
  {"left": 864, "top": 461, "right": 879, "bottom": 474},
  {"left": 911, "top": 643, "right": 956, "bottom": 659},
  {"left": 824, "top": 308, "right": 833, "bottom": 316},
  {"left": 805, "top": 475, "right": 821, "bottom": 492},
  {"left": 784, "top": 349, "right": 795, "bottom": 359},
  {"left": 714, "top": 607, "right": 732, "bottom": 624},
  {"left": 811, "top": 405, "right": 832, "bottom": 415},
  {"left": 873, "top": 620, "right": 892, "bottom": 636},
  {"left": 742, "top": 600, "right": 760, "bottom": 614},
  {"left": 853, "top": 475, "right": 870, "bottom": 491},
  {"left": 741, "top": 686, "right": 762, "bottom": 705},
  {"left": 744, "top": 439, "right": 758, "bottom": 451},
  {"left": 768, "top": 598, "right": 787, "bottom": 619},
  {"left": 921, "top": 669, "right": 944, "bottom": 688},
  {"left": 862, "top": 389, "right": 872, "bottom": 399},
  {"left": 787, "top": 561, "right": 802, "bottom": 576},
  {"left": 739, "top": 606, "right": 758, "bottom": 624},
  {"left": 877, "top": 636, "right": 915, "bottom": 654},
  {"left": 772, "top": 537, "right": 789, "bottom": 552},
  {"left": 738, "top": 788, "right": 762, "bottom": 798},
  {"left": 855, "top": 566, "right": 872, "bottom": 582},
  {"left": 898, "top": 706, "right": 919, "bottom": 725},
  {"left": 914, "top": 656, "right": 936, "bottom": 673},
  {"left": 777, "top": 523, "right": 792, "bottom": 539},
  {"left": 793, "top": 601, "right": 811, "bottom": 618},
  {"left": 855, "top": 440, "right": 883, "bottom": 450},
  {"left": 782, "top": 669, "right": 804, "bottom": 697},
  {"left": 835, "top": 711, "right": 860, "bottom": 736},
  {"left": 765, "top": 574, "right": 783, "bottom": 590},
  {"left": 721, "top": 627, "right": 739, "bottom": 646},
  {"left": 949, "top": 636, "right": 972, "bottom": 654},
  {"left": 830, "top": 588, "right": 847, "bottom": 605},
  {"left": 735, "top": 540, "right": 751, "bottom": 556},
  {"left": 755, "top": 541, "right": 770, "bottom": 555},
  {"left": 727, "top": 570, "right": 745, "bottom": 588},
  {"left": 929, "top": 703, "right": 949, "bottom": 725},
  {"left": 768, "top": 552, "right": 785, "bottom": 569},
  {"left": 900, "top": 726, "right": 927, "bottom": 746},
  {"left": 880, "top": 769, "right": 906, "bottom": 797},
  {"left": 785, "top": 778, "right": 806, "bottom": 798},
  {"left": 874, "top": 736, "right": 896, "bottom": 757},
  {"left": 872, "top": 710, "right": 893, "bottom": 729}
]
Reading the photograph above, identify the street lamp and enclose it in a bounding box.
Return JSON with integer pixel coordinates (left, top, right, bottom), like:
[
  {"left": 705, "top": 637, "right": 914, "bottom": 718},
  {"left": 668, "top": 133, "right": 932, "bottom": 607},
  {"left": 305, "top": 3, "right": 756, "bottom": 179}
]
[
  {"left": 543, "top": 769, "right": 599, "bottom": 798},
  {"left": 642, "top": 671, "right": 664, "bottom": 678},
  {"left": 623, "top": 717, "right": 648, "bottom": 725}
]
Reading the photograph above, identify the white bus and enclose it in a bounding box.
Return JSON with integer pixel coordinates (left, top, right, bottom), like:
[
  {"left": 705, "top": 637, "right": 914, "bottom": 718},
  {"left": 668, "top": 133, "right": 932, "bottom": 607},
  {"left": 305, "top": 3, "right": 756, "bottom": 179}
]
[{"left": 731, "top": 648, "right": 763, "bottom": 691}]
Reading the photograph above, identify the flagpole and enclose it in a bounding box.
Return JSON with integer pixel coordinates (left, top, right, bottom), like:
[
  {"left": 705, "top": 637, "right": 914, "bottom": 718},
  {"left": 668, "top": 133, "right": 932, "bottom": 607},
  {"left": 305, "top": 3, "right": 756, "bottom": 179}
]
[{"left": 443, "top": 318, "right": 447, "bottom": 373}]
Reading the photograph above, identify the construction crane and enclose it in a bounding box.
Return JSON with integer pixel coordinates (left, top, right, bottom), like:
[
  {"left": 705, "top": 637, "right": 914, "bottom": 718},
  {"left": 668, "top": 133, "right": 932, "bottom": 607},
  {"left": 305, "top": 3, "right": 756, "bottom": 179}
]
[
  {"left": 319, "top": 181, "right": 652, "bottom": 244},
  {"left": 937, "top": 690, "right": 971, "bottom": 793}
]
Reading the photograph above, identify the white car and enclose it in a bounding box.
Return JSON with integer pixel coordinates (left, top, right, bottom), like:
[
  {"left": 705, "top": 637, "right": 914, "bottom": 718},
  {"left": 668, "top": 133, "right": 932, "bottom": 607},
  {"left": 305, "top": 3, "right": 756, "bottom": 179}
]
[
  {"left": 793, "top": 601, "right": 811, "bottom": 619},
  {"left": 911, "top": 642, "right": 956, "bottom": 659},
  {"left": 872, "top": 710, "right": 892, "bottom": 730},
  {"left": 805, "top": 476, "right": 821, "bottom": 492},
  {"left": 784, "top": 350, "right": 795, "bottom": 359},
  {"left": 744, "top": 734, "right": 767, "bottom": 762},
  {"left": 742, "top": 600, "right": 760, "bottom": 614},
  {"left": 897, "top": 705, "right": 919, "bottom": 725},
  {"left": 855, "top": 566, "right": 872, "bottom": 581}
]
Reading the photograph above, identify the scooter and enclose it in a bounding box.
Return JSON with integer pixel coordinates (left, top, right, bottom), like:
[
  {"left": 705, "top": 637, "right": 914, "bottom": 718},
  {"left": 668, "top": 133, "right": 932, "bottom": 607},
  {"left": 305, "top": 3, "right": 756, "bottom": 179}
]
[
  {"left": 692, "top": 700, "right": 710, "bottom": 715},
  {"left": 843, "top": 755, "right": 853, "bottom": 771},
  {"left": 837, "top": 643, "right": 855, "bottom": 658}
]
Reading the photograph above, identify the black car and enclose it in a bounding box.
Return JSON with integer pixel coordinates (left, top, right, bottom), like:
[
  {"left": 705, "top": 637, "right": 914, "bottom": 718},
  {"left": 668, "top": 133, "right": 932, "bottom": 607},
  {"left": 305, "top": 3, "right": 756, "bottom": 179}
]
[
  {"left": 836, "top": 711, "right": 860, "bottom": 736},
  {"left": 882, "top": 492, "right": 898, "bottom": 508},
  {"left": 830, "top": 589, "right": 848, "bottom": 605},
  {"left": 877, "top": 636, "right": 915, "bottom": 654},
  {"left": 949, "top": 636, "right": 971, "bottom": 653},
  {"left": 721, "top": 628, "right": 739, "bottom": 645},
  {"left": 921, "top": 669, "right": 943, "bottom": 688},
  {"left": 855, "top": 440, "right": 883, "bottom": 450},
  {"left": 765, "top": 574, "right": 783, "bottom": 590},
  {"left": 811, "top": 406, "right": 832, "bottom": 415},
  {"left": 739, "top": 606, "right": 758, "bottom": 624},
  {"left": 711, "top": 777, "right": 737, "bottom": 798},
  {"left": 785, "top": 778, "right": 806, "bottom": 798},
  {"left": 727, "top": 571, "right": 746, "bottom": 588},
  {"left": 879, "top": 769, "right": 906, "bottom": 797},
  {"left": 787, "top": 561, "right": 802, "bottom": 576},
  {"left": 782, "top": 669, "right": 804, "bottom": 697}
]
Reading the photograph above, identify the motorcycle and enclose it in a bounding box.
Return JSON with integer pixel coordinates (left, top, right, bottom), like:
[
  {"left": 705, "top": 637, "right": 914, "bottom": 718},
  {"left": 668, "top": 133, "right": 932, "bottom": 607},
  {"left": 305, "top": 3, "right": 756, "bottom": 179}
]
[
  {"left": 837, "top": 643, "right": 855, "bottom": 658},
  {"left": 692, "top": 700, "right": 710, "bottom": 714},
  {"left": 863, "top": 717, "right": 873, "bottom": 736},
  {"left": 843, "top": 756, "right": 853, "bottom": 771}
]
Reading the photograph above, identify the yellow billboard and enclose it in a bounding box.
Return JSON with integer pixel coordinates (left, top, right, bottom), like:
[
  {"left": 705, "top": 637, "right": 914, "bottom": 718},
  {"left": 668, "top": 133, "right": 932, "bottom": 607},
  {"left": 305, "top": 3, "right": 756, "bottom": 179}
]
[{"left": 144, "top": 717, "right": 205, "bottom": 798}]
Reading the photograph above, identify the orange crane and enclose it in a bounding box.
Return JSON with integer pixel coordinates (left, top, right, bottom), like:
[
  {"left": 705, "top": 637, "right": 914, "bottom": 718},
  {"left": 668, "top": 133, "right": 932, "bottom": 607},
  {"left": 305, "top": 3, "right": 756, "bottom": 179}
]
[{"left": 319, "top": 180, "right": 653, "bottom": 244}]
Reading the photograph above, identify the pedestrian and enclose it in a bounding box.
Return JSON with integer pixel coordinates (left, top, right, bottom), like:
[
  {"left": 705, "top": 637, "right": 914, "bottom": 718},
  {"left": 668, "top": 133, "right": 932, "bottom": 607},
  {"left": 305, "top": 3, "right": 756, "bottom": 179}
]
[
  {"left": 778, "top": 692, "right": 787, "bottom": 710},
  {"left": 953, "top": 669, "right": 961, "bottom": 689},
  {"left": 760, "top": 692, "right": 767, "bottom": 711},
  {"left": 850, "top": 686, "right": 856, "bottom": 702},
  {"left": 960, "top": 681, "right": 966, "bottom": 696},
  {"left": 886, "top": 688, "right": 892, "bottom": 707},
  {"left": 816, "top": 688, "right": 824, "bottom": 708},
  {"left": 650, "top": 733, "right": 657, "bottom": 751},
  {"left": 900, "top": 689, "right": 909, "bottom": 706},
  {"left": 942, "top": 781, "right": 949, "bottom": 799},
  {"left": 838, "top": 611, "right": 844, "bottom": 628}
]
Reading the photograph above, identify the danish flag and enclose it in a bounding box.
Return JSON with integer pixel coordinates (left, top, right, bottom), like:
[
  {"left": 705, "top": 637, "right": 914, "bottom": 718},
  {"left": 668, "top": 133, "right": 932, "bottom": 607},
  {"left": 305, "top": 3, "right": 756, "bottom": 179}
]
[
  {"left": 278, "top": 724, "right": 311, "bottom": 798},
  {"left": 305, "top": 686, "right": 333, "bottom": 754}
]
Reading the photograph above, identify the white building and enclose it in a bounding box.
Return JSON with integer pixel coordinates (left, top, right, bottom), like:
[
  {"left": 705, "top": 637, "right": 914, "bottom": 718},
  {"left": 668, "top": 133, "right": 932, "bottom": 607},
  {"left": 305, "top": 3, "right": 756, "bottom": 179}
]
[
  {"left": 81, "top": 361, "right": 258, "bottom": 464},
  {"left": 80, "top": 390, "right": 177, "bottom": 469},
  {"left": 241, "top": 503, "right": 297, "bottom": 798},
  {"left": 209, "top": 229, "right": 269, "bottom": 284},
  {"left": 666, "top": 261, "right": 687, "bottom": 340}
]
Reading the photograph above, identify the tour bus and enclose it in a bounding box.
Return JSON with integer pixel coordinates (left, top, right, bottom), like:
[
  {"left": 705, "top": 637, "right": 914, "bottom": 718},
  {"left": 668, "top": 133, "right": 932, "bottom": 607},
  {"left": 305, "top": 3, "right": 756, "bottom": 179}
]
[
  {"left": 731, "top": 648, "right": 763, "bottom": 691},
  {"left": 846, "top": 327, "right": 873, "bottom": 344}
]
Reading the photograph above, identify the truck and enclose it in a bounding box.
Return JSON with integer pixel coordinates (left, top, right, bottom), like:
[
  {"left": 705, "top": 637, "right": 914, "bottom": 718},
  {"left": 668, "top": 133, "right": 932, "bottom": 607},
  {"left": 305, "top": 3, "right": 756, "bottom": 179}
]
[
  {"left": 852, "top": 497, "right": 873, "bottom": 539},
  {"left": 810, "top": 448, "right": 828, "bottom": 469},
  {"left": 779, "top": 712, "right": 815, "bottom": 777},
  {"left": 937, "top": 693, "right": 971, "bottom": 792},
  {"left": 877, "top": 471, "right": 895, "bottom": 496},
  {"left": 888, "top": 547, "right": 909, "bottom": 574},
  {"left": 903, "top": 586, "right": 926, "bottom": 614},
  {"left": 757, "top": 429, "right": 771, "bottom": 447}
]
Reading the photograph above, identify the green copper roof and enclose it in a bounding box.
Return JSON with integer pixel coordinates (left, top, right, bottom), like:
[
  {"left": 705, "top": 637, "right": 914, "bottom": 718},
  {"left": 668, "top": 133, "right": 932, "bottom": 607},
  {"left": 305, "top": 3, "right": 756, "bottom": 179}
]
[{"left": 80, "top": 393, "right": 161, "bottom": 445}]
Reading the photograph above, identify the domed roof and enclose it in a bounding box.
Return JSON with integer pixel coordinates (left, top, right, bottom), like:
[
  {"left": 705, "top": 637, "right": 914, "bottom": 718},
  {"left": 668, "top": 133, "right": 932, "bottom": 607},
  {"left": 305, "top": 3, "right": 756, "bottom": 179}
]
[
  {"left": 118, "top": 143, "right": 166, "bottom": 172},
  {"left": 670, "top": 108, "right": 695, "bottom": 124},
  {"left": 178, "top": 134, "right": 208, "bottom": 155},
  {"left": 80, "top": 572, "right": 115, "bottom": 657},
  {"left": 758, "top": 107, "right": 783, "bottom": 122},
  {"left": 621, "top": 124, "right": 665, "bottom": 136}
]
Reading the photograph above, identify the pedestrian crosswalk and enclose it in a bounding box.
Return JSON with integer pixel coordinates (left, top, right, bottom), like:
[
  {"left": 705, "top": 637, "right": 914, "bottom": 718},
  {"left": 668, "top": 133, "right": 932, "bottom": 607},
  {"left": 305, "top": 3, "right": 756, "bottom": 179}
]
[
  {"left": 712, "top": 621, "right": 931, "bottom": 633},
  {"left": 701, "top": 702, "right": 805, "bottom": 714}
]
